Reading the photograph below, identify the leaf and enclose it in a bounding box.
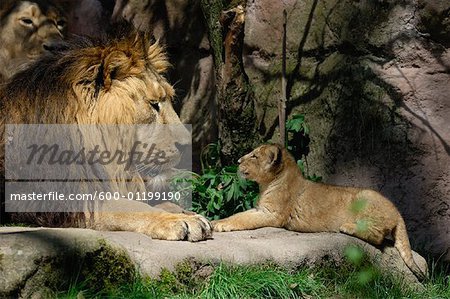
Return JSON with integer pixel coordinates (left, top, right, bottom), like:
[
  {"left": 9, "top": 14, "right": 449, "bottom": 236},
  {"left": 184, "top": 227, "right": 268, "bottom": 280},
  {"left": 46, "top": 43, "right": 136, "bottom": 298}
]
[
  {"left": 196, "top": 185, "right": 207, "bottom": 194},
  {"left": 297, "top": 159, "right": 305, "bottom": 172},
  {"left": 216, "top": 193, "right": 223, "bottom": 206},
  {"left": 201, "top": 172, "right": 217, "bottom": 180},
  {"left": 244, "top": 200, "right": 252, "bottom": 210},
  {"left": 307, "top": 175, "right": 322, "bottom": 182},
  {"left": 237, "top": 176, "right": 247, "bottom": 189},
  {"left": 221, "top": 175, "right": 233, "bottom": 188},
  {"left": 345, "top": 245, "right": 364, "bottom": 265},
  {"left": 357, "top": 268, "right": 376, "bottom": 285},
  {"left": 230, "top": 181, "right": 240, "bottom": 200},
  {"left": 303, "top": 124, "right": 310, "bottom": 135},
  {"left": 226, "top": 187, "right": 234, "bottom": 202},
  {"left": 253, "top": 195, "right": 260, "bottom": 206},
  {"left": 206, "top": 200, "right": 214, "bottom": 212},
  {"left": 223, "top": 165, "right": 238, "bottom": 173},
  {"left": 286, "top": 114, "right": 306, "bottom": 133}
]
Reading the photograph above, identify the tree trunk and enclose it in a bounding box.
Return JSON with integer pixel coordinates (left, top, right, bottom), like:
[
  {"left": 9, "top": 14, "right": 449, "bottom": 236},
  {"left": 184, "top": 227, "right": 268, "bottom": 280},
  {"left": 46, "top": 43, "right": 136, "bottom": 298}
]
[{"left": 200, "top": 1, "right": 260, "bottom": 165}]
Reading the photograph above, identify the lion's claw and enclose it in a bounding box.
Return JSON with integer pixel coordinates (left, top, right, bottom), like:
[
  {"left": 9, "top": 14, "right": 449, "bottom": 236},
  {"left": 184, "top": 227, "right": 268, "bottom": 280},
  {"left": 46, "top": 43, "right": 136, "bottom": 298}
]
[{"left": 146, "top": 214, "right": 212, "bottom": 241}]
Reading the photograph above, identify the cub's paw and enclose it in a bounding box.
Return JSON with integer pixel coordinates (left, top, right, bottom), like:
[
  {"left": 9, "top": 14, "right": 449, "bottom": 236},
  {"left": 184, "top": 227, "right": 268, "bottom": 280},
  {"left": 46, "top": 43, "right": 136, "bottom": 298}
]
[
  {"left": 147, "top": 214, "right": 212, "bottom": 242},
  {"left": 211, "top": 220, "right": 235, "bottom": 232}
]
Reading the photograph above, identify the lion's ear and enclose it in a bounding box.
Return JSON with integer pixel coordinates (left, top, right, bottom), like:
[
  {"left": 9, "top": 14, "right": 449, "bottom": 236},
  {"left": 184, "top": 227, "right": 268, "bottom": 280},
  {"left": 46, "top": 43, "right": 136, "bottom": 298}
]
[
  {"left": 90, "top": 33, "right": 170, "bottom": 94},
  {"left": 104, "top": 52, "right": 133, "bottom": 88},
  {"left": 93, "top": 49, "right": 141, "bottom": 94},
  {"left": 267, "top": 144, "right": 282, "bottom": 167},
  {"left": 129, "top": 33, "right": 170, "bottom": 74},
  {"left": 93, "top": 59, "right": 123, "bottom": 94},
  {"left": 146, "top": 41, "right": 171, "bottom": 74},
  {"left": 130, "top": 31, "right": 171, "bottom": 74}
]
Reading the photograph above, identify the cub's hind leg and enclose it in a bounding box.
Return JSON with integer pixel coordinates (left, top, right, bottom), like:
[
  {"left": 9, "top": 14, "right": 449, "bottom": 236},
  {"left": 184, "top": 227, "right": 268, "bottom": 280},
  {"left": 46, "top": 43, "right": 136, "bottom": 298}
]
[{"left": 339, "top": 222, "right": 386, "bottom": 245}]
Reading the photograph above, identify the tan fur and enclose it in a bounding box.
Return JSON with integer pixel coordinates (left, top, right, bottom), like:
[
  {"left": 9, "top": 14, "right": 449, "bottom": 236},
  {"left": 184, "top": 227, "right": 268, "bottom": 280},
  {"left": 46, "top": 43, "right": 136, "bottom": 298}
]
[
  {"left": 213, "top": 144, "right": 428, "bottom": 279},
  {"left": 0, "top": 34, "right": 212, "bottom": 242},
  {"left": 0, "top": 0, "right": 67, "bottom": 82}
]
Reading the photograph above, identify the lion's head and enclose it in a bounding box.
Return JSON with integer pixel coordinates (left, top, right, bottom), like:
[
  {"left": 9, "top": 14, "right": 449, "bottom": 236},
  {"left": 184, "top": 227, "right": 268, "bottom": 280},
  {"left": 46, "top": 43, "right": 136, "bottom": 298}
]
[
  {"left": 1, "top": 32, "right": 190, "bottom": 187},
  {"left": 0, "top": 0, "right": 67, "bottom": 81},
  {"left": 238, "top": 144, "right": 297, "bottom": 185}
]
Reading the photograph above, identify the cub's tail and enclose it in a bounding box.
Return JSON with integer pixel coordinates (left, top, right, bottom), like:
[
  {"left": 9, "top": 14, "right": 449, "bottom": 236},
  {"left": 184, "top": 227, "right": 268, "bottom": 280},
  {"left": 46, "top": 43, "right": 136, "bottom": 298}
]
[{"left": 393, "top": 217, "right": 428, "bottom": 281}]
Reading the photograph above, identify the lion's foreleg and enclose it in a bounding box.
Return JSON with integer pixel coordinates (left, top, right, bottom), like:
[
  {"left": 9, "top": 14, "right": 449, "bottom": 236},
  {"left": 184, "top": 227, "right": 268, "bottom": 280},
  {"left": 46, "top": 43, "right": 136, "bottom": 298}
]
[
  {"left": 212, "top": 209, "right": 281, "bottom": 232},
  {"left": 91, "top": 200, "right": 212, "bottom": 241}
]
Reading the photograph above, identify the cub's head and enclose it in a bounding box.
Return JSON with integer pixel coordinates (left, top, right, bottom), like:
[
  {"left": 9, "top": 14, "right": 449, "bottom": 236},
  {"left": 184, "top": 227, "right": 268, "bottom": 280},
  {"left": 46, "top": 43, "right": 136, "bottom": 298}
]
[
  {"left": 238, "top": 144, "right": 286, "bottom": 185},
  {"left": 0, "top": 0, "right": 67, "bottom": 79}
]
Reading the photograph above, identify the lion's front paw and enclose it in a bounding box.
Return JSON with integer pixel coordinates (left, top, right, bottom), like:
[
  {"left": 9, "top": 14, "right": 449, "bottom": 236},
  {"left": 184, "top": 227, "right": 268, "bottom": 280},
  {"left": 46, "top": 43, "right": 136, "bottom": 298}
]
[
  {"left": 148, "top": 214, "right": 212, "bottom": 242},
  {"left": 212, "top": 220, "right": 235, "bottom": 232}
]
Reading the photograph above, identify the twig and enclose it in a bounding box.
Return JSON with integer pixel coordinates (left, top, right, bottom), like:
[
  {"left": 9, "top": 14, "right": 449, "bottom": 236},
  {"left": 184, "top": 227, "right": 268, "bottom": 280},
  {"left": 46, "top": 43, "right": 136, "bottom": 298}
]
[{"left": 279, "top": 9, "right": 287, "bottom": 147}]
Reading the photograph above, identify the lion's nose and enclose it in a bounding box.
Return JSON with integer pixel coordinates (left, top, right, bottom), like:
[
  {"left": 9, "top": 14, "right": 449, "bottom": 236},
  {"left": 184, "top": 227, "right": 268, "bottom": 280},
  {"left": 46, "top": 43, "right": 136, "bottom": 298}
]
[
  {"left": 42, "top": 41, "right": 66, "bottom": 52},
  {"left": 238, "top": 158, "right": 242, "bottom": 164}
]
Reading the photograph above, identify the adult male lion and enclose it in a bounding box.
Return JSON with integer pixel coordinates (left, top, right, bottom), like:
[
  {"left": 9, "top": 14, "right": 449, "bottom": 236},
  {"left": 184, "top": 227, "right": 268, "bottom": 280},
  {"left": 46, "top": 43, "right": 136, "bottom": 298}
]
[
  {"left": 0, "top": 33, "right": 212, "bottom": 242},
  {"left": 0, "top": 0, "right": 67, "bottom": 82},
  {"left": 213, "top": 144, "right": 427, "bottom": 280}
]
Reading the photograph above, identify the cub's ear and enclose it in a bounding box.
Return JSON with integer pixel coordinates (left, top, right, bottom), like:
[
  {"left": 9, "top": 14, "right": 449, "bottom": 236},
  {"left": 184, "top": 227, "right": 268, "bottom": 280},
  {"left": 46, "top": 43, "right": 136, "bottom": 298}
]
[{"left": 267, "top": 144, "right": 282, "bottom": 167}]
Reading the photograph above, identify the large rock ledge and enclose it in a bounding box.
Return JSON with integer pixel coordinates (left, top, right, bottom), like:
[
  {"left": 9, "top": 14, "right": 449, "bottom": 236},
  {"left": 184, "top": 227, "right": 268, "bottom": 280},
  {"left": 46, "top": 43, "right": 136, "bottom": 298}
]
[{"left": 0, "top": 227, "right": 426, "bottom": 297}]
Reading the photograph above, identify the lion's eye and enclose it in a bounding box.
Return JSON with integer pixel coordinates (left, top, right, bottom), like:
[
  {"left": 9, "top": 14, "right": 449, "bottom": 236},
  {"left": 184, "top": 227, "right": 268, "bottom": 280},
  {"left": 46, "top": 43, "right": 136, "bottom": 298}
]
[
  {"left": 20, "top": 18, "right": 34, "bottom": 27},
  {"left": 250, "top": 154, "right": 257, "bottom": 159},
  {"left": 150, "top": 102, "right": 160, "bottom": 112}
]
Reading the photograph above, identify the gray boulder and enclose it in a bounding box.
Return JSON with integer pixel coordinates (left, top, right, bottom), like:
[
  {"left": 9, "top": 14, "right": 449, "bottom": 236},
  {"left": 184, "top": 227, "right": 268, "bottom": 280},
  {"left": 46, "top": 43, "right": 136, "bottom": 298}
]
[{"left": 0, "top": 227, "right": 426, "bottom": 297}]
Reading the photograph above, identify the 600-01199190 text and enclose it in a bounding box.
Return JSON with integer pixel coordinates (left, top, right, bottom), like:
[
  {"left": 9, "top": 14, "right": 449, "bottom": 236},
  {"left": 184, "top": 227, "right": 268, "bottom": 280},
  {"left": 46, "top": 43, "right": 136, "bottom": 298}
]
[{"left": 8, "top": 191, "right": 182, "bottom": 201}]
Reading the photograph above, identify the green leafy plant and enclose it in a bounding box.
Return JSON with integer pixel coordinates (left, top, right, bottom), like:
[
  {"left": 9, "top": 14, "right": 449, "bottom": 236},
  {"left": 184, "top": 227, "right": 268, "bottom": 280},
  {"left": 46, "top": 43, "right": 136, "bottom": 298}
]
[
  {"left": 176, "top": 144, "right": 259, "bottom": 220},
  {"left": 190, "top": 165, "right": 259, "bottom": 220},
  {"left": 286, "top": 114, "right": 309, "bottom": 141},
  {"left": 286, "top": 114, "right": 322, "bottom": 182}
]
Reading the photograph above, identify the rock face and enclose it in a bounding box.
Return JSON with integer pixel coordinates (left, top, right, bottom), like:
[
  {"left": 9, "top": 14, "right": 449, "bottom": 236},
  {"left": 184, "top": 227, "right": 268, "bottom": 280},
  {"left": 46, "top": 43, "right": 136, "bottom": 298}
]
[
  {"left": 105, "top": 1, "right": 449, "bottom": 260},
  {"left": 0, "top": 227, "right": 427, "bottom": 297},
  {"left": 243, "top": 0, "right": 450, "bottom": 261}
]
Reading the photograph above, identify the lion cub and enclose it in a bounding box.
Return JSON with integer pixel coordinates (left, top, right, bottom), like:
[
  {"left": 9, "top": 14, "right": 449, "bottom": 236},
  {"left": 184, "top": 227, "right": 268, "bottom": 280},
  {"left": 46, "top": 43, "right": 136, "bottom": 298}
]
[{"left": 212, "top": 144, "right": 427, "bottom": 280}]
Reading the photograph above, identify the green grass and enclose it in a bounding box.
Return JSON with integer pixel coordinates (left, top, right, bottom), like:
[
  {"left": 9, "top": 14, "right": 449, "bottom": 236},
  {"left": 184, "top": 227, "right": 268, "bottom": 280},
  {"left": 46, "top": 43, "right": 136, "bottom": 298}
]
[
  {"left": 54, "top": 261, "right": 450, "bottom": 299},
  {"left": 199, "top": 263, "right": 325, "bottom": 298}
]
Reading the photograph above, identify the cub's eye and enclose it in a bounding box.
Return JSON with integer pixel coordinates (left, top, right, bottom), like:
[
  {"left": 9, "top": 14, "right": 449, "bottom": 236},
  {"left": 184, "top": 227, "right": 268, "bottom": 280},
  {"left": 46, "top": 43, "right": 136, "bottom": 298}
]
[
  {"left": 250, "top": 154, "right": 257, "bottom": 159},
  {"left": 150, "top": 101, "right": 160, "bottom": 112},
  {"left": 56, "top": 19, "right": 66, "bottom": 29},
  {"left": 20, "top": 18, "right": 34, "bottom": 27}
]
